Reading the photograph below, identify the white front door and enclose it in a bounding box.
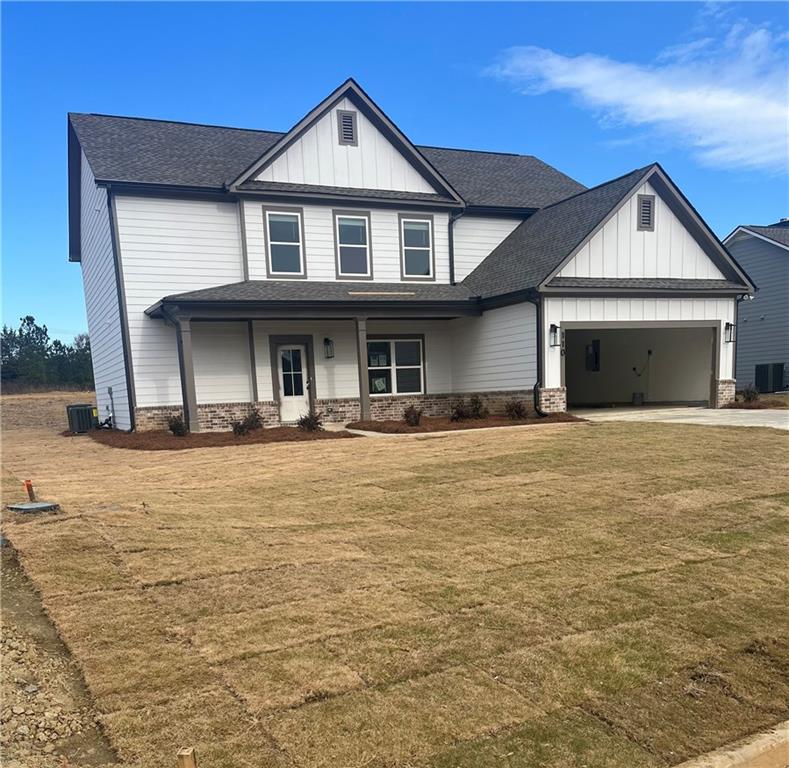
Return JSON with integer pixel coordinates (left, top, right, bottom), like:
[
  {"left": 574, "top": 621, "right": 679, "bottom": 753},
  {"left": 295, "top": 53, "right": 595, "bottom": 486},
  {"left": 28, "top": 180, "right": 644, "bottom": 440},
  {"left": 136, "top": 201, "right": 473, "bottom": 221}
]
[{"left": 277, "top": 345, "right": 310, "bottom": 422}]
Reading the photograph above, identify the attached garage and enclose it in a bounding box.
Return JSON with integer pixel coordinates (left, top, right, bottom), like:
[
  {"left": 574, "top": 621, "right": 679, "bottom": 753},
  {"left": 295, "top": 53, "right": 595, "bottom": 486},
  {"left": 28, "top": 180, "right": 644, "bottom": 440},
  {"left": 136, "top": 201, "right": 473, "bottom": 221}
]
[{"left": 563, "top": 324, "right": 716, "bottom": 407}]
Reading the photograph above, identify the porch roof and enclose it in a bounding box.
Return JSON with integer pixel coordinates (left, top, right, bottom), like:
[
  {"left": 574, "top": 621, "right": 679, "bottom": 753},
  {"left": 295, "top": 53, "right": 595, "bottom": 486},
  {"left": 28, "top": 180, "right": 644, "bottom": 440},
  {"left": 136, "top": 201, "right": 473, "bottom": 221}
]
[{"left": 544, "top": 277, "right": 748, "bottom": 294}]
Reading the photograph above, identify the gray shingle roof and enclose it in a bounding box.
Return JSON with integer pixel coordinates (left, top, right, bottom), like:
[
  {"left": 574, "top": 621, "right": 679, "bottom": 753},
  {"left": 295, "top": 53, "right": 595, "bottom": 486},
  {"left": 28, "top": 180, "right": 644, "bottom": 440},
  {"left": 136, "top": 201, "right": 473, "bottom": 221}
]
[
  {"left": 743, "top": 223, "right": 789, "bottom": 248},
  {"left": 463, "top": 166, "right": 653, "bottom": 299},
  {"left": 547, "top": 277, "right": 748, "bottom": 291},
  {"left": 69, "top": 113, "right": 584, "bottom": 209},
  {"left": 237, "top": 180, "right": 454, "bottom": 203}
]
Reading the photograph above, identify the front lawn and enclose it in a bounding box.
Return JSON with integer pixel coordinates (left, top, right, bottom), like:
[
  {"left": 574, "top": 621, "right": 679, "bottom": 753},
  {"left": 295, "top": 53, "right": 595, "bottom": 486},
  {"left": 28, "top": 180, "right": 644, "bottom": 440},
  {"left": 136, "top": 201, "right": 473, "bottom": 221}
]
[
  {"left": 347, "top": 412, "right": 581, "bottom": 433},
  {"left": 2, "top": 392, "right": 788, "bottom": 768}
]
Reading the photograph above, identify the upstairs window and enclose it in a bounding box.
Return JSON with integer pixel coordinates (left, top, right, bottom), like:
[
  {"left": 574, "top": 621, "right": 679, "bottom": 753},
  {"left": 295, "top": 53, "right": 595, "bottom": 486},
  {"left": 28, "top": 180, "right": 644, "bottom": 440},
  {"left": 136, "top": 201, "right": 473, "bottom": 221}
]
[
  {"left": 335, "top": 213, "right": 371, "bottom": 278},
  {"left": 337, "top": 110, "right": 358, "bottom": 146},
  {"left": 637, "top": 194, "right": 655, "bottom": 231},
  {"left": 265, "top": 209, "right": 305, "bottom": 277},
  {"left": 400, "top": 216, "right": 434, "bottom": 279},
  {"left": 367, "top": 338, "right": 423, "bottom": 395}
]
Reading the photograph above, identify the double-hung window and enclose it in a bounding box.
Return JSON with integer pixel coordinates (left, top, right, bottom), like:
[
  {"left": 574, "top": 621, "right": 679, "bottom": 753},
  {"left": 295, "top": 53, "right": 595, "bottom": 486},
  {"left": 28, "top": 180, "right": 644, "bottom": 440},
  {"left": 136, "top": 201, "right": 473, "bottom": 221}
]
[
  {"left": 265, "top": 209, "right": 305, "bottom": 277},
  {"left": 400, "top": 216, "right": 434, "bottom": 279},
  {"left": 367, "top": 339, "right": 423, "bottom": 395},
  {"left": 335, "top": 213, "right": 371, "bottom": 278}
]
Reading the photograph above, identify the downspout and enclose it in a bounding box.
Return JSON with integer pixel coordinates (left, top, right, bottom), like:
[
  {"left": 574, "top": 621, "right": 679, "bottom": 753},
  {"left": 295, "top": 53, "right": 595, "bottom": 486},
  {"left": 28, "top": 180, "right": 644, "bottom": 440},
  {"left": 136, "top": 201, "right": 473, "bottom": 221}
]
[
  {"left": 448, "top": 209, "right": 465, "bottom": 285},
  {"left": 525, "top": 295, "right": 548, "bottom": 416}
]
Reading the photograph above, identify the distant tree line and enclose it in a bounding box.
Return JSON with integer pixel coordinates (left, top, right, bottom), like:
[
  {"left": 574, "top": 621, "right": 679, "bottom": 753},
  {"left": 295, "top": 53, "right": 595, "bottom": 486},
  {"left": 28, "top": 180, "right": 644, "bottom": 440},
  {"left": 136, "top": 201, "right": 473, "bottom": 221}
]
[{"left": 1, "top": 316, "right": 93, "bottom": 391}]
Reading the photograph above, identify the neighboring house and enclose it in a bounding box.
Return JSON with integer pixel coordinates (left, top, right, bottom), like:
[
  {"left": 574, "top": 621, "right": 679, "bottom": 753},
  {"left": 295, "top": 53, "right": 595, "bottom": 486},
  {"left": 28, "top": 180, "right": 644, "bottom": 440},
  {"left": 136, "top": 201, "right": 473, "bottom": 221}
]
[
  {"left": 68, "top": 79, "right": 755, "bottom": 432},
  {"left": 723, "top": 221, "right": 788, "bottom": 393}
]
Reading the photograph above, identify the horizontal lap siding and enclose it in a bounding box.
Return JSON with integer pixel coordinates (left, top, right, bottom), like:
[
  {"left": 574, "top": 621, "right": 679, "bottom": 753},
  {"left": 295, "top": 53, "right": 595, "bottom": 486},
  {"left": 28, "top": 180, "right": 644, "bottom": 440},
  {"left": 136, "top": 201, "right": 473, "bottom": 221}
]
[
  {"left": 192, "top": 322, "right": 253, "bottom": 404},
  {"left": 79, "top": 152, "right": 131, "bottom": 428},
  {"left": 115, "top": 196, "right": 244, "bottom": 408},
  {"left": 244, "top": 201, "right": 449, "bottom": 283},
  {"left": 450, "top": 303, "right": 537, "bottom": 392},
  {"left": 727, "top": 237, "right": 789, "bottom": 386},
  {"left": 452, "top": 216, "right": 523, "bottom": 282},
  {"left": 557, "top": 181, "right": 725, "bottom": 280}
]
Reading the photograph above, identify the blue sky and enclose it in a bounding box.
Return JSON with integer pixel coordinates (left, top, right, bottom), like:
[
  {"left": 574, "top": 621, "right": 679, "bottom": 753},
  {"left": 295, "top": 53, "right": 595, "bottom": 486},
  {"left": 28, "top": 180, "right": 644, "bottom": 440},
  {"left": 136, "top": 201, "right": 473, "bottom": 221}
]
[{"left": 2, "top": 2, "right": 787, "bottom": 340}]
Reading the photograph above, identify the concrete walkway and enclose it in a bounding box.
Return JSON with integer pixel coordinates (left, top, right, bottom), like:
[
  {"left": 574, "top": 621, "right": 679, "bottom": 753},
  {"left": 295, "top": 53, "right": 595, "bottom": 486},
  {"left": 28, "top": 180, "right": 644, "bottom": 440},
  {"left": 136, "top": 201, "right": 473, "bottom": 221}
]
[{"left": 573, "top": 405, "right": 789, "bottom": 430}]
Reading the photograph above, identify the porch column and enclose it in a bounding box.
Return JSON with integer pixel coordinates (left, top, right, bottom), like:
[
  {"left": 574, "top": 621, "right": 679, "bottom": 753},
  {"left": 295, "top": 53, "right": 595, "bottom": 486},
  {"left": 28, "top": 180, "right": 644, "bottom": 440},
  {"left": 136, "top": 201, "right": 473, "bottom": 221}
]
[
  {"left": 355, "top": 316, "right": 371, "bottom": 421},
  {"left": 175, "top": 318, "right": 200, "bottom": 433}
]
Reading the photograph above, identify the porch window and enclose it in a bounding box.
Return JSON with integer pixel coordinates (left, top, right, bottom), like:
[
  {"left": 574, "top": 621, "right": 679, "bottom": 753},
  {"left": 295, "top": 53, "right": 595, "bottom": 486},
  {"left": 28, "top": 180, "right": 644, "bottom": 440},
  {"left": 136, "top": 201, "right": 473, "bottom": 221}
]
[
  {"left": 335, "top": 214, "right": 371, "bottom": 277},
  {"left": 266, "top": 210, "right": 304, "bottom": 276},
  {"left": 400, "top": 217, "right": 434, "bottom": 279},
  {"left": 367, "top": 339, "right": 423, "bottom": 395}
]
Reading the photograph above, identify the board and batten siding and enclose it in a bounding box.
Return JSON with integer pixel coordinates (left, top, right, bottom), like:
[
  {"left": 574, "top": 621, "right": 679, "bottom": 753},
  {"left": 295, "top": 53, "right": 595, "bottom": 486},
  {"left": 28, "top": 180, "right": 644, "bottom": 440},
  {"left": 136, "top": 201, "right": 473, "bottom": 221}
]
[
  {"left": 255, "top": 97, "right": 435, "bottom": 193},
  {"left": 79, "top": 151, "right": 132, "bottom": 428},
  {"left": 243, "top": 201, "right": 450, "bottom": 283},
  {"left": 543, "top": 296, "right": 736, "bottom": 388},
  {"left": 114, "top": 196, "right": 245, "bottom": 407},
  {"left": 727, "top": 234, "right": 789, "bottom": 387},
  {"left": 452, "top": 216, "right": 524, "bottom": 282},
  {"left": 450, "top": 303, "right": 537, "bottom": 392},
  {"left": 556, "top": 181, "right": 725, "bottom": 280}
]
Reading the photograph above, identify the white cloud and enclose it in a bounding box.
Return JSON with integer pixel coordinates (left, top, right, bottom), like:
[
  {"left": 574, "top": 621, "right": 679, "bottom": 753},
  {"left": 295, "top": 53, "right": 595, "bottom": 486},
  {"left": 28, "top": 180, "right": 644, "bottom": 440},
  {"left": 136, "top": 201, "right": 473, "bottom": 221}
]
[{"left": 487, "top": 12, "right": 789, "bottom": 174}]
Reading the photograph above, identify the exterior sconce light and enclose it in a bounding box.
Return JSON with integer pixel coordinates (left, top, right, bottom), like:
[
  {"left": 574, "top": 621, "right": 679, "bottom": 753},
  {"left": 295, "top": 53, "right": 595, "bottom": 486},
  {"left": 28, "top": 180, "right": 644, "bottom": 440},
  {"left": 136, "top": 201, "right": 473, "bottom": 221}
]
[
  {"left": 724, "top": 322, "right": 736, "bottom": 343},
  {"left": 549, "top": 324, "right": 561, "bottom": 347},
  {"left": 323, "top": 337, "right": 335, "bottom": 358}
]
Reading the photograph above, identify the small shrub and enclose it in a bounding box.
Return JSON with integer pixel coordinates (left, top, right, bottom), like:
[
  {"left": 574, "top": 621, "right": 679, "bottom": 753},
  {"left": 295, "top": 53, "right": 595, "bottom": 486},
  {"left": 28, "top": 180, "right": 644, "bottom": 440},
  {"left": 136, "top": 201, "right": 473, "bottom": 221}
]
[
  {"left": 297, "top": 408, "right": 324, "bottom": 432},
  {"left": 232, "top": 408, "right": 264, "bottom": 436},
  {"left": 403, "top": 405, "right": 423, "bottom": 426},
  {"left": 451, "top": 395, "right": 489, "bottom": 421},
  {"left": 504, "top": 399, "right": 528, "bottom": 420},
  {"left": 741, "top": 384, "right": 760, "bottom": 403},
  {"left": 167, "top": 414, "right": 188, "bottom": 437}
]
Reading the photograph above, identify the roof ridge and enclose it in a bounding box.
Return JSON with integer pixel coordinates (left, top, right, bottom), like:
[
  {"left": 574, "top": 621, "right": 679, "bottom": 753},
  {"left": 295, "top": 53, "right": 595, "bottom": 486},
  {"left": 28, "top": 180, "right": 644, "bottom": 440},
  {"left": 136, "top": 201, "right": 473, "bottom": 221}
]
[
  {"left": 69, "top": 112, "right": 287, "bottom": 136},
  {"left": 538, "top": 164, "right": 655, "bottom": 212}
]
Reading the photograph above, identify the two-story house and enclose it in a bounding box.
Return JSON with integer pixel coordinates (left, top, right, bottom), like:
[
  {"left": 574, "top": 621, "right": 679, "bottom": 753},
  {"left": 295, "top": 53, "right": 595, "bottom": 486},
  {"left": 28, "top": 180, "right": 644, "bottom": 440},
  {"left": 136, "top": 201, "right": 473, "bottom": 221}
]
[
  {"left": 724, "top": 220, "right": 788, "bottom": 392},
  {"left": 68, "top": 79, "right": 754, "bottom": 431}
]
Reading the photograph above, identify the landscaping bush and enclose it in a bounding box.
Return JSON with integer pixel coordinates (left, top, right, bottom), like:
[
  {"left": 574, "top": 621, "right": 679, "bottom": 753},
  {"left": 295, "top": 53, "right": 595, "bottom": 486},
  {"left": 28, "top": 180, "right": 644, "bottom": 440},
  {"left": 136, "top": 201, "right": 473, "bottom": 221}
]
[
  {"left": 403, "top": 405, "right": 423, "bottom": 426},
  {"left": 297, "top": 408, "right": 324, "bottom": 432},
  {"left": 167, "top": 414, "right": 188, "bottom": 437},
  {"left": 232, "top": 408, "right": 264, "bottom": 436},
  {"left": 451, "top": 395, "right": 489, "bottom": 421},
  {"left": 503, "top": 399, "right": 529, "bottom": 420},
  {"left": 741, "top": 384, "right": 760, "bottom": 403}
]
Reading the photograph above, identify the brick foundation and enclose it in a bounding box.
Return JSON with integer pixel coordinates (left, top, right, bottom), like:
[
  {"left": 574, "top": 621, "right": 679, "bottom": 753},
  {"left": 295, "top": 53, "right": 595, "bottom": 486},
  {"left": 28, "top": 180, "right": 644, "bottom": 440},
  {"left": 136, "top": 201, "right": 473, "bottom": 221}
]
[
  {"left": 315, "top": 398, "right": 361, "bottom": 423},
  {"left": 536, "top": 386, "right": 567, "bottom": 414},
  {"left": 135, "top": 401, "right": 279, "bottom": 432},
  {"left": 369, "top": 390, "right": 534, "bottom": 421},
  {"left": 712, "top": 379, "right": 736, "bottom": 409}
]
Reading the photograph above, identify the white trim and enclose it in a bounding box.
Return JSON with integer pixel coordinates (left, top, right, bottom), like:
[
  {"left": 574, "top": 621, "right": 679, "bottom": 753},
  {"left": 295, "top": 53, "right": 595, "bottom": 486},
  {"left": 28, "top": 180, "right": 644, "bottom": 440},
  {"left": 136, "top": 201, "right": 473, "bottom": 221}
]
[
  {"left": 335, "top": 213, "right": 371, "bottom": 277},
  {"left": 400, "top": 218, "right": 434, "bottom": 279},
  {"left": 723, "top": 226, "right": 789, "bottom": 254},
  {"left": 367, "top": 338, "right": 424, "bottom": 396},
  {"left": 266, "top": 210, "right": 305, "bottom": 277}
]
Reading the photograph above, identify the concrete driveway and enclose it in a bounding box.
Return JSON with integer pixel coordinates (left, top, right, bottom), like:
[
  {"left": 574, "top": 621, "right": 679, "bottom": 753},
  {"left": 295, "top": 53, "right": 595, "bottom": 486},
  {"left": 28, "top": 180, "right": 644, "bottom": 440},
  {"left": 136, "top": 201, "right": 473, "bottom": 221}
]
[{"left": 572, "top": 405, "right": 789, "bottom": 430}]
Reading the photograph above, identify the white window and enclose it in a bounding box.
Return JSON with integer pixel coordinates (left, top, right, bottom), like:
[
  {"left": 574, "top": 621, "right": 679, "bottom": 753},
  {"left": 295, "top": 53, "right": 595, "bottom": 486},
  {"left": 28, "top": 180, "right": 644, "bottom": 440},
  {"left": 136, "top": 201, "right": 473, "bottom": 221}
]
[
  {"left": 400, "top": 217, "right": 434, "bottom": 279},
  {"left": 265, "top": 210, "right": 305, "bottom": 276},
  {"left": 367, "top": 339, "right": 423, "bottom": 395},
  {"left": 335, "top": 214, "right": 371, "bottom": 277}
]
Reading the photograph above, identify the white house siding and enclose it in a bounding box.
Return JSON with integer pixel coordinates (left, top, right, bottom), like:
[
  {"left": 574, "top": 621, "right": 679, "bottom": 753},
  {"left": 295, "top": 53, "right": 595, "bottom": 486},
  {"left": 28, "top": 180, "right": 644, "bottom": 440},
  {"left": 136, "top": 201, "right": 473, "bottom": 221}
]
[
  {"left": 452, "top": 216, "right": 523, "bottom": 282},
  {"left": 114, "top": 195, "right": 245, "bottom": 407},
  {"left": 450, "top": 303, "right": 537, "bottom": 392},
  {"left": 192, "top": 322, "right": 253, "bottom": 404},
  {"left": 79, "top": 152, "right": 132, "bottom": 428},
  {"left": 727, "top": 234, "right": 789, "bottom": 388},
  {"left": 255, "top": 97, "right": 435, "bottom": 194},
  {"left": 543, "top": 297, "right": 736, "bottom": 388},
  {"left": 243, "top": 200, "right": 450, "bottom": 283},
  {"left": 556, "top": 181, "right": 725, "bottom": 280}
]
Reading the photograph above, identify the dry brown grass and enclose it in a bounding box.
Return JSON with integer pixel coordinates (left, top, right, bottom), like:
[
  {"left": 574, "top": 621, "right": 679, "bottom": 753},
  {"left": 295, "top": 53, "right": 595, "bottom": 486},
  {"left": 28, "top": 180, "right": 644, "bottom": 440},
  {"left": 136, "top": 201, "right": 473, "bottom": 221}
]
[{"left": 1, "top": 391, "right": 788, "bottom": 768}]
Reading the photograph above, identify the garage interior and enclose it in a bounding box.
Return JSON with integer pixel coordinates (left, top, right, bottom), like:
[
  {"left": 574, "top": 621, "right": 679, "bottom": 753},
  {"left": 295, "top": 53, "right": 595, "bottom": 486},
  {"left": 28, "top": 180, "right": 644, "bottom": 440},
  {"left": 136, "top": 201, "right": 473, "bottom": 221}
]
[{"left": 564, "top": 326, "right": 715, "bottom": 407}]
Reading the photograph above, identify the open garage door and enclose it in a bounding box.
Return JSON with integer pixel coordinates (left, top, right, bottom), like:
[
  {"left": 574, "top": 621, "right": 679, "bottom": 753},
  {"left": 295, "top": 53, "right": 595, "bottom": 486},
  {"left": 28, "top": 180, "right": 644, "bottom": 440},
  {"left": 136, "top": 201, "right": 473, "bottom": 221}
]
[{"left": 564, "top": 326, "right": 715, "bottom": 407}]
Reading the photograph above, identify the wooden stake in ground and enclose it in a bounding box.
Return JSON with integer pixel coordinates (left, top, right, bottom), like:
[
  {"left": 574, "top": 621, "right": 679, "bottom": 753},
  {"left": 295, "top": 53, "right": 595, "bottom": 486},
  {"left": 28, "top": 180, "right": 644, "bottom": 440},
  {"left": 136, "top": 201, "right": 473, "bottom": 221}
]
[
  {"left": 176, "top": 747, "right": 197, "bottom": 768},
  {"left": 23, "top": 480, "right": 35, "bottom": 502}
]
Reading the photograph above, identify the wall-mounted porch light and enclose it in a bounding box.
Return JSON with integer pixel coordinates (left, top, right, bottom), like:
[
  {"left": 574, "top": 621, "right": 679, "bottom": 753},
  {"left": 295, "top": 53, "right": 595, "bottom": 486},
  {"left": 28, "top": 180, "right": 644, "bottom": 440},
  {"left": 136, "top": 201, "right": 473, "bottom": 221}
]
[
  {"left": 724, "top": 322, "right": 736, "bottom": 343},
  {"left": 549, "top": 324, "right": 561, "bottom": 347},
  {"left": 323, "top": 337, "right": 335, "bottom": 358}
]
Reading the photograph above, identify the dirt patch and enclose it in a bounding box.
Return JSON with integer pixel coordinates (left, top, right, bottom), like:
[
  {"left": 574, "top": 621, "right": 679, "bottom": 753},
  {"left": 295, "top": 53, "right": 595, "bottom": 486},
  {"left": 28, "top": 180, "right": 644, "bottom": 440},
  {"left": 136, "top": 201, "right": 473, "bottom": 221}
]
[
  {"left": 83, "top": 425, "right": 357, "bottom": 450},
  {"left": 347, "top": 412, "right": 582, "bottom": 433}
]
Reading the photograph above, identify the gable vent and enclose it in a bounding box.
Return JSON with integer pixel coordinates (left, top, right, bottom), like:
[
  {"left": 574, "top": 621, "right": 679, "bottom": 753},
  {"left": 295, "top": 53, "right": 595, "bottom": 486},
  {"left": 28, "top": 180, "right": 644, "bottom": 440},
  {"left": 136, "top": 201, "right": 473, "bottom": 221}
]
[
  {"left": 637, "top": 194, "right": 655, "bottom": 231},
  {"left": 337, "top": 110, "right": 358, "bottom": 146}
]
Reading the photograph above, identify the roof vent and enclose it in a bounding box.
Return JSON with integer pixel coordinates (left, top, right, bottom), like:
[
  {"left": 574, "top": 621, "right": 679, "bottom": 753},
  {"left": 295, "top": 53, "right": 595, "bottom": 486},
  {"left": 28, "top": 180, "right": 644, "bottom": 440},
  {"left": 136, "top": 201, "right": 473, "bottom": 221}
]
[
  {"left": 637, "top": 194, "right": 655, "bottom": 231},
  {"left": 337, "top": 110, "right": 358, "bottom": 146}
]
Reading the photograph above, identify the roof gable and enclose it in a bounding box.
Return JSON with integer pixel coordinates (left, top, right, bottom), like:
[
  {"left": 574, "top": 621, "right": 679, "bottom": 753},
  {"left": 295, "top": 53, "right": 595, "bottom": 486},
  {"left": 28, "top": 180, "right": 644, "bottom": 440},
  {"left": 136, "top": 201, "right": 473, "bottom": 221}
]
[
  {"left": 724, "top": 225, "right": 789, "bottom": 253},
  {"left": 228, "top": 79, "right": 462, "bottom": 202}
]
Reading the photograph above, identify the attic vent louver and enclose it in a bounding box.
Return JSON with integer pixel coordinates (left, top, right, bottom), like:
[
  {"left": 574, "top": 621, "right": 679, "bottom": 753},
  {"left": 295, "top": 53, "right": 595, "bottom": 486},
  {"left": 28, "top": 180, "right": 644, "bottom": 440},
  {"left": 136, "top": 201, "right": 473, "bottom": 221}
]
[
  {"left": 337, "top": 110, "right": 358, "bottom": 146},
  {"left": 637, "top": 194, "right": 655, "bottom": 231}
]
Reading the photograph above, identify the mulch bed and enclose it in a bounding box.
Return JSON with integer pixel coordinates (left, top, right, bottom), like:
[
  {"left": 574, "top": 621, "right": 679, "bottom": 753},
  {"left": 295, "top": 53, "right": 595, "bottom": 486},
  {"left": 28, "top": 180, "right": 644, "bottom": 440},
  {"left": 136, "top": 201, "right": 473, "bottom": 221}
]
[
  {"left": 81, "top": 427, "right": 357, "bottom": 451},
  {"left": 346, "top": 413, "right": 583, "bottom": 434}
]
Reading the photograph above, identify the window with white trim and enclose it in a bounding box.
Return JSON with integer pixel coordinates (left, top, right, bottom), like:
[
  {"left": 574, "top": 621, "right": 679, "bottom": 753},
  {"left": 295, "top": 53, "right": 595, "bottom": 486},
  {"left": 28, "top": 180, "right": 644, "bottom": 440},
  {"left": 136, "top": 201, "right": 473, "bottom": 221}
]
[
  {"left": 400, "top": 218, "right": 433, "bottom": 278},
  {"left": 335, "top": 214, "right": 370, "bottom": 277},
  {"left": 367, "top": 339, "right": 423, "bottom": 395},
  {"left": 266, "top": 210, "right": 304, "bottom": 275}
]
